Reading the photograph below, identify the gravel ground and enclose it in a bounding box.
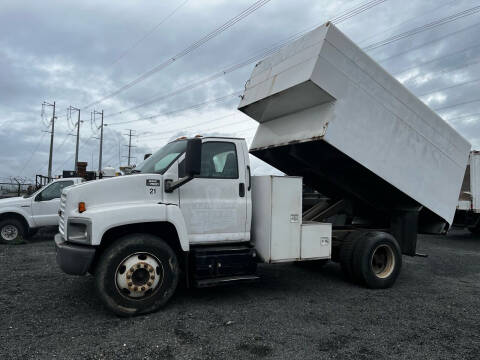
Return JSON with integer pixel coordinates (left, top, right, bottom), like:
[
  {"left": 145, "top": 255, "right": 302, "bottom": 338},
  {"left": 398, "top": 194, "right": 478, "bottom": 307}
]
[{"left": 1, "top": 228, "right": 480, "bottom": 359}]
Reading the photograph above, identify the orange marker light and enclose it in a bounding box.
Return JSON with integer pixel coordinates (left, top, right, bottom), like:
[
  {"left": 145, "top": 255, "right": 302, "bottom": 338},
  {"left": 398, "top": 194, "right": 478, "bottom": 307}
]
[{"left": 78, "top": 202, "right": 86, "bottom": 213}]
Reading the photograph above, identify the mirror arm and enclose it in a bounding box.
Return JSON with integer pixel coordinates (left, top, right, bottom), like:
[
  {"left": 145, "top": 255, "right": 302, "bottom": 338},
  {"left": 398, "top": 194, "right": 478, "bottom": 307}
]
[{"left": 164, "top": 176, "right": 194, "bottom": 193}]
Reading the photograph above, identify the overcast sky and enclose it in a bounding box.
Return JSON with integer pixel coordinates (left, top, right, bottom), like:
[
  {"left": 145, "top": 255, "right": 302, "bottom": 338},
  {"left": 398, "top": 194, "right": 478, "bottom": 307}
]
[{"left": 1, "top": 0, "right": 479, "bottom": 183}]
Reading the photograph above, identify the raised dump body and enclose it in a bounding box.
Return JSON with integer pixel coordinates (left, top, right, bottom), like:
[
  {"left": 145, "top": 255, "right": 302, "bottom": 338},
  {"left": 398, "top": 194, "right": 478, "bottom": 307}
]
[{"left": 239, "top": 22, "right": 471, "bottom": 248}]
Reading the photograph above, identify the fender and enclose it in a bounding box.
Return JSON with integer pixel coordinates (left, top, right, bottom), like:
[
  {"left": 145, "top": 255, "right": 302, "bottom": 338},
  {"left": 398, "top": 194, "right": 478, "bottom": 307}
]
[
  {"left": 86, "top": 202, "right": 189, "bottom": 251},
  {"left": 0, "top": 208, "right": 35, "bottom": 228}
]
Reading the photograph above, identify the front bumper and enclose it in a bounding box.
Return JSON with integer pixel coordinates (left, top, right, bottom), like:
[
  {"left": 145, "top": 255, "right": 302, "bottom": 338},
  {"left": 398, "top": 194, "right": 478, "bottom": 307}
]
[{"left": 54, "top": 233, "right": 96, "bottom": 275}]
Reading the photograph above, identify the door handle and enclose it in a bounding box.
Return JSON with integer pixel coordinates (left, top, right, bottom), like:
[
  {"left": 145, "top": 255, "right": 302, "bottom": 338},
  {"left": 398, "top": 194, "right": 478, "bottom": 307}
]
[{"left": 239, "top": 183, "right": 245, "bottom": 197}]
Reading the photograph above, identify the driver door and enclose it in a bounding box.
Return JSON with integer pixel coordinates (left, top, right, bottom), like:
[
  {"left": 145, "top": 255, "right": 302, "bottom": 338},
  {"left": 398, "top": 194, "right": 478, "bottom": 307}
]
[
  {"left": 179, "top": 140, "right": 248, "bottom": 244},
  {"left": 31, "top": 180, "right": 74, "bottom": 227}
]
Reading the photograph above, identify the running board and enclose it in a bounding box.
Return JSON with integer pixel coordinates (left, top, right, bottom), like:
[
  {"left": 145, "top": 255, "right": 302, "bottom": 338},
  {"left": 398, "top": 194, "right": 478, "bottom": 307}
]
[{"left": 194, "top": 275, "right": 260, "bottom": 288}]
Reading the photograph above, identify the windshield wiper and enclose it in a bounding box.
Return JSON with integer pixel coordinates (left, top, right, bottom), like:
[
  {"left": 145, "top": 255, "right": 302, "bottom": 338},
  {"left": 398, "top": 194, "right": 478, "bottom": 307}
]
[{"left": 130, "top": 169, "right": 141, "bottom": 173}]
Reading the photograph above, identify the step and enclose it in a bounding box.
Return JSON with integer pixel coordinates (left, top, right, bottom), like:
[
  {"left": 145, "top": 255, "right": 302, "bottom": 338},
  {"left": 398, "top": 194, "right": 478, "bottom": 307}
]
[{"left": 194, "top": 274, "right": 260, "bottom": 288}]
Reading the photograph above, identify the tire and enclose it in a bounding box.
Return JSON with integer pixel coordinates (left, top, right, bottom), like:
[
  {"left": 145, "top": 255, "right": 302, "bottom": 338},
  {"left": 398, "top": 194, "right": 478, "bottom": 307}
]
[
  {"left": 95, "top": 233, "right": 180, "bottom": 317},
  {"left": 0, "top": 218, "right": 27, "bottom": 245},
  {"left": 468, "top": 225, "right": 480, "bottom": 234},
  {"left": 339, "top": 232, "right": 361, "bottom": 282},
  {"left": 352, "top": 231, "right": 402, "bottom": 289}
]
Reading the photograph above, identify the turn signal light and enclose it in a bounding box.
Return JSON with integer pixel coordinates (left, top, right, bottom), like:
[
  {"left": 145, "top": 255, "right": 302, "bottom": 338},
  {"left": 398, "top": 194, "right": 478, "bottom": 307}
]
[{"left": 78, "top": 202, "right": 86, "bottom": 213}]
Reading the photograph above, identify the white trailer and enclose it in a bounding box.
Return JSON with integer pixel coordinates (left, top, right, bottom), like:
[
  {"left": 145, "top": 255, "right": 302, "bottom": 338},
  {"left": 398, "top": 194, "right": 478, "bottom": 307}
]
[
  {"left": 54, "top": 23, "right": 470, "bottom": 316},
  {"left": 453, "top": 151, "right": 480, "bottom": 233}
]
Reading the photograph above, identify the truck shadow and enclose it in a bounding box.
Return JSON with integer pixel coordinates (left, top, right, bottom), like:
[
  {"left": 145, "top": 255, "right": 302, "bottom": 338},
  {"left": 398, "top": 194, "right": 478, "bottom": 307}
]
[{"left": 68, "top": 261, "right": 349, "bottom": 317}]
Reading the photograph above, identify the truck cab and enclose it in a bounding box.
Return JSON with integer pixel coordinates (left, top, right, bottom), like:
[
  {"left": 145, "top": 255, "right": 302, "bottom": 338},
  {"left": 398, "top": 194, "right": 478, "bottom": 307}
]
[
  {"left": 55, "top": 137, "right": 258, "bottom": 315},
  {"left": 0, "top": 177, "right": 83, "bottom": 244}
]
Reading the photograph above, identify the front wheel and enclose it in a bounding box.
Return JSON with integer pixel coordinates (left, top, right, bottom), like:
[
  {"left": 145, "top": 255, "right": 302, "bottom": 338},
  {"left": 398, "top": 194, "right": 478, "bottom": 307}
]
[
  {"left": 352, "top": 232, "right": 402, "bottom": 289},
  {"left": 0, "top": 218, "right": 26, "bottom": 245},
  {"left": 95, "top": 233, "right": 180, "bottom": 316}
]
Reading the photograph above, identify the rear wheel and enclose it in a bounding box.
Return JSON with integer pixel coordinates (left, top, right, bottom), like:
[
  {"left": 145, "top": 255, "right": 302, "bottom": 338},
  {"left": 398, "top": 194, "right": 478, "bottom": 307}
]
[
  {"left": 352, "top": 232, "right": 402, "bottom": 289},
  {"left": 0, "top": 218, "right": 26, "bottom": 245},
  {"left": 468, "top": 224, "right": 480, "bottom": 234},
  {"left": 339, "top": 232, "right": 361, "bottom": 282},
  {"left": 95, "top": 233, "right": 179, "bottom": 316}
]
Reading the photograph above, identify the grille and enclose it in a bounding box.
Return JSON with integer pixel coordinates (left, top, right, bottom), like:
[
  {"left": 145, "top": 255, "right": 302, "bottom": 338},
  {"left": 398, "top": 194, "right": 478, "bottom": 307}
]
[{"left": 59, "top": 193, "right": 67, "bottom": 237}]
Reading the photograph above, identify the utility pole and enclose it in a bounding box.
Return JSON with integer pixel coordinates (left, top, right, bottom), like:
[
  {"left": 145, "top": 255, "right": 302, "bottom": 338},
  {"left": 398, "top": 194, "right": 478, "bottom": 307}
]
[
  {"left": 42, "top": 101, "right": 56, "bottom": 180},
  {"left": 123, "top": 129, "right": 136, "bottom": 167},
  {"left": 93, "top": 110, "right": 105, "bottom": 175},
  {"left": 128, "top": 129, "right": 132, "bottom": 166},
  {"left": 68, "top": 106, "right": 81, "bottom": 173}
]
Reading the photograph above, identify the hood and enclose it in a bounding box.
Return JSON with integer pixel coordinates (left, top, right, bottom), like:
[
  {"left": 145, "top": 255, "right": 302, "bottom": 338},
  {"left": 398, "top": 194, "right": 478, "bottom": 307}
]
[
  {"left": 0, "top": 196, "right": 29, "bottom": 208},
  {"left": 63, "top": 174, "right": 164, "bottom": 210}
]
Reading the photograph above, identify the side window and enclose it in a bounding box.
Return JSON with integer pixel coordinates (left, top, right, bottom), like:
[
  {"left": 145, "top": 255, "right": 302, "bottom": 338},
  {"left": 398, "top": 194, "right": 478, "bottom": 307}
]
[
  {"left": 199, "top": 142, "right": 238, "bottom": 179},
  {"left": 39, "top": 181, "right": 74, "bottom": 201}
]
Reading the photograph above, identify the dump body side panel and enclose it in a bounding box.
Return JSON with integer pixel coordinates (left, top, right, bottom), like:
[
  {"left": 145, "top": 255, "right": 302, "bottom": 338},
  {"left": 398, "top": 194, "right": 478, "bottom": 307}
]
[{"left": 242, "top": 23, "right": 471, "bottom": 227}]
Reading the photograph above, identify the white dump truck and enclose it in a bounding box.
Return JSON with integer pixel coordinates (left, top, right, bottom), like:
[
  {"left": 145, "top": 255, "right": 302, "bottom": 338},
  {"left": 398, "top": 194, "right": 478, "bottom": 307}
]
[
  {"left": 54, "top": 23, "right": 470, "bottom": 316},
  {"left": 0, "top": 178, "right": 83, "bottom": 244},
  {"left": 454, "top": 151, "right": 480, "bottom": 233}
]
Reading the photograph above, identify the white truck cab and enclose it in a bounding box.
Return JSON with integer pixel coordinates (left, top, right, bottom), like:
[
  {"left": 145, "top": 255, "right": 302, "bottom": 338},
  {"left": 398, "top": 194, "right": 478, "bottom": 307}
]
[{"left": 0, "top": 178, "right": 83, "bottom": 244}]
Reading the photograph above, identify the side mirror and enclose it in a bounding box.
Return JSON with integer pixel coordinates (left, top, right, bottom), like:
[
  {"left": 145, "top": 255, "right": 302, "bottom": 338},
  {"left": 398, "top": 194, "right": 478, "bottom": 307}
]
[
  {"left": 35, "top": 192, "right": 42, "bottom": 202},
  {"left": 164, "top": 138, "right": 202, "bottom": 193},
  {"left": 185, "top": 138, "right": 202, "bottom": 177}
]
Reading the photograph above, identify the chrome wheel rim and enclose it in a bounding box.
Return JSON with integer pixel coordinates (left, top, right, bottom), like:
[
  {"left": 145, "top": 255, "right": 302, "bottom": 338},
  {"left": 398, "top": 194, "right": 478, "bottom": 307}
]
[
  {"left": 1, "top": 225, "right": 19, "bottom": 242},
  {"left": 115, "top": 252, "right": 164, "bottom": 299},
  {"left": 371, "top": 244, "right": 395, "bottom": 279}
]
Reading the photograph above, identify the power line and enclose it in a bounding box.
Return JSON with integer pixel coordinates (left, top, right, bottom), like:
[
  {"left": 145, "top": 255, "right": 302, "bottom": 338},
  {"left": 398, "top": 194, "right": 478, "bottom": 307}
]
[
  {"left": 83, "top": 0, "right": 273, "bottom": 109},
  {"left": 392, "top": 41, "right": 480, "bottom": 77},
  {"left": 104, "top": 1, "right": 394, "bottom": 119},
  {"left": 140, "top": 113, "right": 237, "bottom": 138},
  {"left": 331, "top": 0, "right": 389, "bottom": 24},
  {"left": 446, "top": 112, "right": 480, "bottom": 122},
  {"left": 142, "top": 119, "right": 249, "bottom": 142},
  {"left": 434, "top": 98, "right": 480, "bottom": 112},
  {"left": 402, "top": 57, "right": 480, "bottom": 85},
  {"left": 109, "top": 0, "right": 190, "bottom": 67},
  {"left": 357, "top": 0, "right": 459, "bottom": 46},
  {"left": 19, "top": 131, "right": 48, "bottom": 177},
  {"left": 104, "top": 31, "right": 308, "bottom": 118},
  {"left": 108, "top": 91, "right": 242, "bottom": 126},
  {"left": 418, "top": 78, "right": 480, "bottom": 98},
  {"left": 364, "top": 6, "right": 480, "bottom": 51}
]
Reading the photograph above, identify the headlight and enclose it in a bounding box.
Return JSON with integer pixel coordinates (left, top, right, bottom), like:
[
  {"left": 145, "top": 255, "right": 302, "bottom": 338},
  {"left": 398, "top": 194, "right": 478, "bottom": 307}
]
[{"left": 67, "top": 218, "right": 91, "bottom": 243}]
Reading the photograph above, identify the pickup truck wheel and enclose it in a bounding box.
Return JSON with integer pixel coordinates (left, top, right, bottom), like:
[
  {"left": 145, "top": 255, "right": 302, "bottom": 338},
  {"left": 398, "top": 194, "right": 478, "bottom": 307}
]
[
  {"left": 352, "top": 232, "right": 402, "bottom": 289},
  {"left": 0, "top": 218, "right": 26, "bottom": 245},
  {"left": 95, "top": 233, "right": 179, "bottom": 317}
]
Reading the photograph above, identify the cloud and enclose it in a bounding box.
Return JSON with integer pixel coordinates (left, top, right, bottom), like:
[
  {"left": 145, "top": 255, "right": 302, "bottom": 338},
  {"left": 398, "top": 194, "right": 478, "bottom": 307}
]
[{"left": 0, "top": 0, "right": 479, "bottom": 182}]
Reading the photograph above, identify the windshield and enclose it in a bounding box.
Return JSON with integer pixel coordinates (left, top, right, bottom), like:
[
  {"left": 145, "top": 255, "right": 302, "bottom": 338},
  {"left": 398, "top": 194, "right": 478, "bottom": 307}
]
[{"left": 135, "top": 140, "right": 187, "bottom": 174}]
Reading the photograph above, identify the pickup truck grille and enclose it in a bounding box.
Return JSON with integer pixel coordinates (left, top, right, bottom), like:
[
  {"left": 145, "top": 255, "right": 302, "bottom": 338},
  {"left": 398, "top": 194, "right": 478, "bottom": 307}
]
[{"left": 59, "top": 193, "right": 67, "bottom": 237}]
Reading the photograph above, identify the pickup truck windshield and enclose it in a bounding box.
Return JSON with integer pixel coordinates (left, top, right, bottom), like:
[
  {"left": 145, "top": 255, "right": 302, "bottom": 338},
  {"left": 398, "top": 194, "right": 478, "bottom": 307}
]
[{"left": 135, "top": 140, "right": 187, "bottom": 174}]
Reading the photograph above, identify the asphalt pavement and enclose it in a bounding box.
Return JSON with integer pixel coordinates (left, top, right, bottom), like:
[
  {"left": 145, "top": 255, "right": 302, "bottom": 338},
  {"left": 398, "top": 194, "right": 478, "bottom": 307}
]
[{"left": 1, "top": 228, "right": 479, "bottom": 359}]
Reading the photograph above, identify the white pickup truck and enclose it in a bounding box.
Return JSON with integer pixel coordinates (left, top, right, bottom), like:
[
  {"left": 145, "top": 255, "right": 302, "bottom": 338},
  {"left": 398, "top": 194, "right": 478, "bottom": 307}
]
[{"left": 0, "top": 178, "right": 83, "bottom": 244}]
